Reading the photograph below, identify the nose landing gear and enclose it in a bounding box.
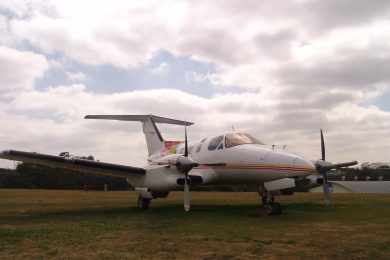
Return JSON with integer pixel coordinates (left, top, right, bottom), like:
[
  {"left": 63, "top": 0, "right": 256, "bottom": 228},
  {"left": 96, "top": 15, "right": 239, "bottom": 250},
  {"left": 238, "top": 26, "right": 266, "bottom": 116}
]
[
  {"left": 137, "top": 195, "right": 151, "bottom": 210},
  {"left": 260, "top": 191, "right": 282, "bottom": 215},
  {"left": 264, "top": 201, "right": 282, "bottom": 215}
]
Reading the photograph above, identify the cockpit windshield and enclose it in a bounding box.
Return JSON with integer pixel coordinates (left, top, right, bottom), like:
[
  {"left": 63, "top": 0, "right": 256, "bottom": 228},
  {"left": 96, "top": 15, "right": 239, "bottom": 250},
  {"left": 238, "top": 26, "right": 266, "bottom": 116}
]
[{"left": 225, "top": 133, "right": 264, "bottom": 148}]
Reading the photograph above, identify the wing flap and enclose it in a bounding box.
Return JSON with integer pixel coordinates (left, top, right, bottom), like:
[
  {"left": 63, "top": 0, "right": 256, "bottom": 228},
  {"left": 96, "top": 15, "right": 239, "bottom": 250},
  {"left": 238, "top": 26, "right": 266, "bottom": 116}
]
[{"left": 0, "top": 150, "right": 145, "bottom": 178}]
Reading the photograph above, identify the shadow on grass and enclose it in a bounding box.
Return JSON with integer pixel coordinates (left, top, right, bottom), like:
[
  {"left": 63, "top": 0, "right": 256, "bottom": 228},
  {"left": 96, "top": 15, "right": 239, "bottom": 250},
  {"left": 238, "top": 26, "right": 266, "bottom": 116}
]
[
  {"left": 2, "top": 204, "right": 255, "bottom": 219},
  {"left": 0, "top": 201, "right": 336, "bottom": 224},
  {"left": 285, "top": 202, "right": 333, "bottom": 212}
]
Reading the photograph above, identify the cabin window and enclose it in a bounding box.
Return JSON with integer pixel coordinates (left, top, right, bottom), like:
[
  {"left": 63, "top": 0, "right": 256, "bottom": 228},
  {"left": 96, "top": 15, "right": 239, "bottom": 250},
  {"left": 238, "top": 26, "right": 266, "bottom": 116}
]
[
  {"left": 225, "top": 133, "right": 264, "bottom": 148},
  {"left": 208, "top": 135, "right": 224, "bottom": 151}
]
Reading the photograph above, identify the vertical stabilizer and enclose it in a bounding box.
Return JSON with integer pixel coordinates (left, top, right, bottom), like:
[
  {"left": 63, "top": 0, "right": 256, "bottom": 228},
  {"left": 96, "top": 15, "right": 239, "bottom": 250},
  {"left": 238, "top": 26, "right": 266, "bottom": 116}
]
[
  {"left": 85, "top": 115, "right": 193, "bottom": 156},
  {"left": 142, "top": 116, "right": 164, "bottom": 155}
]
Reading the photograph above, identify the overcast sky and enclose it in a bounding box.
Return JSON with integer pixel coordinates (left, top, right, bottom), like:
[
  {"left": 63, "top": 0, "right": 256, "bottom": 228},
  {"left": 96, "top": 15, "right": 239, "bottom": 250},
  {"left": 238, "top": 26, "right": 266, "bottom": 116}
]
[{"left": 1, "top": 0, "right": 390, "bottom": 167}]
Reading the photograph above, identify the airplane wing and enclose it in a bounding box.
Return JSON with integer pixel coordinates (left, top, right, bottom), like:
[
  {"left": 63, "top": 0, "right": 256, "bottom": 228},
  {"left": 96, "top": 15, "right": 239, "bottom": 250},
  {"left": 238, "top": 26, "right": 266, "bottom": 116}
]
[{"left": 0, "top": 150, "right": 145, "bottom": 178}]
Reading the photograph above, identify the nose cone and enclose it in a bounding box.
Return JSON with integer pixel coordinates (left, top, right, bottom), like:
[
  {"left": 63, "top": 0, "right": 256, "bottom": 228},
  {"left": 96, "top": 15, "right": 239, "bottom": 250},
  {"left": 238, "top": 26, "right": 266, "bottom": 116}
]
[
  {"left": 271, "top": 151, "right": 316, "bottom": 175},
  {"left": 292, "top": 156, "right": 316, "bottom": 172}
]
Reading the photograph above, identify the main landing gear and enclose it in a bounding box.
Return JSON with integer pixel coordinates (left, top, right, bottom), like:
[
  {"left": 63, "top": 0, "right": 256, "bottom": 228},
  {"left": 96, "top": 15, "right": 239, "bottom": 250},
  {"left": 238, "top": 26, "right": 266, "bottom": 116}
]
[
  {"left": 136, "top": 191, "right": 169, "bottom": 210},
  {"left": 260, "top": 191, "right": 282, "bottom": 215},
  {"left": 137, "top": 195, "right": 151, "bottom": 210}
]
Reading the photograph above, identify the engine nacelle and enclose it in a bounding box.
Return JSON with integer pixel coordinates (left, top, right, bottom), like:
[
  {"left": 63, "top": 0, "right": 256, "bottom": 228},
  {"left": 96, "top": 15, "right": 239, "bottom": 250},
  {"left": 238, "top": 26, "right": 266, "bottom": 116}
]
[
  {"left": 264, "top": 178, "right": 296, "bottom": 191},
  {"left": 151, "top": 154, "right": 182, "bottom": 165},
  {"left": 293, "top": 175, "right": 323, "bottom": 192},
  {"left": 177, "top": 175, "right": 203, "bottom": 185}
]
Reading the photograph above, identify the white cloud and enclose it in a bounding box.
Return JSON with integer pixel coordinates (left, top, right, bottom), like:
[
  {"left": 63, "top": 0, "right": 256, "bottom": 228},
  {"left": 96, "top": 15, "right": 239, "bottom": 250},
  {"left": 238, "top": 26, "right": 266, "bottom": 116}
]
[
  {"left": 1, "top": 0, "right": 390, "bottom": 168},
  {"left": 0, "top": 46, "right": 48, "bottom": 94},
  {"left": 0, "top": 15, "right": 13, "bottom": 45},
  {"left": 150, "top": 62, "right": 169, "bottom": 75},
  {"left": 2, "top": 0, "right": 390, "bottom": 94},
  {"left": 1, "top": 85, "right": 390, "bottom": 168},
  {"left": 66, "top": 71, "right": 86, "bottom": 82},
  {"left": 185, "top": 71, "right": 220, "bottom": 85}
]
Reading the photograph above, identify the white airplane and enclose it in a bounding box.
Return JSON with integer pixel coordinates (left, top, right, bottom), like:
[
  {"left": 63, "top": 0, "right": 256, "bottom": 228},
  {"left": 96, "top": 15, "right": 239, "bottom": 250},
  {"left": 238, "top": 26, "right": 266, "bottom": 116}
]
[{"left": 0, "top": 115, "right": 357, "bottom": 215}]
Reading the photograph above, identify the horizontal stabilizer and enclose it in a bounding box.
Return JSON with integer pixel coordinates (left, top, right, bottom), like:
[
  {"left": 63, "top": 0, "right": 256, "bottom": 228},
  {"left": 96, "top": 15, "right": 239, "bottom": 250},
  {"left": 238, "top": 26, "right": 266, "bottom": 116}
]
[{"left": 85, "top": 114, "right": 194, "bottom": 126}]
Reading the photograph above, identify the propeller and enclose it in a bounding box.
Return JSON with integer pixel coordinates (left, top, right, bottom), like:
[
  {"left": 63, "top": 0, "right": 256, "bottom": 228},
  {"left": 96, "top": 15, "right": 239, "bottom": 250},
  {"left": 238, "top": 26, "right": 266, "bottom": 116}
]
[
  {"left": 314, "top": 129, "right": 358, "bottom": 205},
  {"left": 176, "top": 126, "right": 198, "bottom": 212}
]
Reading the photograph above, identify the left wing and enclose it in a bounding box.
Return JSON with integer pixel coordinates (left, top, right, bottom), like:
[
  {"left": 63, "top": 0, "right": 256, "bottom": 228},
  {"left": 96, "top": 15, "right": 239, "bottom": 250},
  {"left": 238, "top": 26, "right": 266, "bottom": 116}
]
[{"left": 0, "top": 150, "right": 145, "bottom": 178}]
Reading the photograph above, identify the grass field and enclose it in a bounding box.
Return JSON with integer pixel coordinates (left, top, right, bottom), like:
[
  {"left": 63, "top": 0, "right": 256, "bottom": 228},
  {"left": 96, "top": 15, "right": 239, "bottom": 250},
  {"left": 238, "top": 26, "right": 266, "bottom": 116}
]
[{"left": 1, "top": 190, "right": 390, "bottom": 259}]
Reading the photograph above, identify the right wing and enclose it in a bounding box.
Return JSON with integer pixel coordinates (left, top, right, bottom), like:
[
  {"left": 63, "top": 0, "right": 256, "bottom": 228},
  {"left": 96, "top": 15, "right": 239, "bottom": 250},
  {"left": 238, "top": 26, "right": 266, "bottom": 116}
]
[{"left": 0, "top": 150, "right": 145, "bottom": 178}]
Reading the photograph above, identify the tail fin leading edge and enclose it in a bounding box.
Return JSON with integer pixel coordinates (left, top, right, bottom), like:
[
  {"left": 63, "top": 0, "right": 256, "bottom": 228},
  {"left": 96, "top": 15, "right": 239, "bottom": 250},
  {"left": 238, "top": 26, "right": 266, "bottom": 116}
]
[{"left": 85, "top": 115, "right": 194, "bottom": 156}]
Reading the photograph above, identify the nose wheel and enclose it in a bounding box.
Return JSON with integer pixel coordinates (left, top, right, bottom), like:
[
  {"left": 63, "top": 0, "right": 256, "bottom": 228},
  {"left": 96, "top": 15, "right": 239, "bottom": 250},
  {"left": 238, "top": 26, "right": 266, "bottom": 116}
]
[
  {"left": 260, "top": 191, "right": 282, "bottom": 215},
  {"left": 137, "top": 195, "right": 151, "bottom": 210},
  {"left": 264, "top": 202, "right": 282, "bottom": 215}
]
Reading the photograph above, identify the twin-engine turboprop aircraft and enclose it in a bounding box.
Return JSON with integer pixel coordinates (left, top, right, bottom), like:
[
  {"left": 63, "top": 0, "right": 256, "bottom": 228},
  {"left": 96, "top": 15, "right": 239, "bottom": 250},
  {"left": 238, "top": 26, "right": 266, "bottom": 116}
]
[{"left": 0, "top": 115, "right": 358, "bottom": 215}]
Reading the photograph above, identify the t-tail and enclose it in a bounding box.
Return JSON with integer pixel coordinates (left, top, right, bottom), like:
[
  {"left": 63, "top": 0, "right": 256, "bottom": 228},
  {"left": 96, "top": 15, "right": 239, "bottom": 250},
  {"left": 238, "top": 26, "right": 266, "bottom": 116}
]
[{"left": 84, "top": 115, "right": 193, "bottom": 156}]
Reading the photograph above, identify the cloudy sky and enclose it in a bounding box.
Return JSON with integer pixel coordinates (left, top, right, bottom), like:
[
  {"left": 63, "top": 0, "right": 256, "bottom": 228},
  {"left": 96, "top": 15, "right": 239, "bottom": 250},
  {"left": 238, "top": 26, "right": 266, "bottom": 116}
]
[{"left": 1, "top": 0, "right": 390, "bottom": 167}]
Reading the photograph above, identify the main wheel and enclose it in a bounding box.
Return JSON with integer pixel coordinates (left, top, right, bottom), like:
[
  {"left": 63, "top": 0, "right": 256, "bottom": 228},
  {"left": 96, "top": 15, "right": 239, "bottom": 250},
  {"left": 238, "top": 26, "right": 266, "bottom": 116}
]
[
  {"left": 261, "top": 195, "right": 275, "bottom": 205},
  {"left": 265, "top": 202, "right": 282, "bottom": 215},
  {"left": 137, "top": 196, "right": 151, "bottom": 210}
]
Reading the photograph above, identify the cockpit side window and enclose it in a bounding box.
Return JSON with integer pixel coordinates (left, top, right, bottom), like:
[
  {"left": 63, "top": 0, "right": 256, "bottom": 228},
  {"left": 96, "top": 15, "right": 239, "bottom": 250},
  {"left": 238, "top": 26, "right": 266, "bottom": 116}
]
[
  {"left": 196, "top": 138, "right": 207, "bottom": 153},
  {"left": 208, "top": 135, "right": 224, "bottom": 151},
  {"left": 225, "top": 133, "right": 264, "bottom": 148},
  {"left": 188, "top": 145, "right": 194, "bottom": 154}
]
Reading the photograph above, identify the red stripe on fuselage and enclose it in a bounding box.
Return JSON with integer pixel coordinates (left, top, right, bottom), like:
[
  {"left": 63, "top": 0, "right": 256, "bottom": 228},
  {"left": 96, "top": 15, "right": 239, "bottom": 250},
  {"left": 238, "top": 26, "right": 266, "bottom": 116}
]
[{"left": 195, "top": 164, "right": 316, "bottom": 173}]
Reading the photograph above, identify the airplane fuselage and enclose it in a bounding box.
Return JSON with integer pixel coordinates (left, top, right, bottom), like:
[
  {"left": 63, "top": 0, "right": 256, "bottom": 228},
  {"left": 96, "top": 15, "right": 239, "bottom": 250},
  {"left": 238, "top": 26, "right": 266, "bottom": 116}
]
[
  {"left": 129, "top": 132, "right": 317, "bottom": 192},
  {"left": 0, "top": 114, "right": 357, "bottom": 212}
]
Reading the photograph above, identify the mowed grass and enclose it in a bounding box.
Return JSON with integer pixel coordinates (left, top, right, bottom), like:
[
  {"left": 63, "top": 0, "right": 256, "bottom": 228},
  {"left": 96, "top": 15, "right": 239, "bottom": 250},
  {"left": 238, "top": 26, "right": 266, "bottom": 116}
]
[{"left": 1, "top": 190, "right": 390, "bottom": 259}]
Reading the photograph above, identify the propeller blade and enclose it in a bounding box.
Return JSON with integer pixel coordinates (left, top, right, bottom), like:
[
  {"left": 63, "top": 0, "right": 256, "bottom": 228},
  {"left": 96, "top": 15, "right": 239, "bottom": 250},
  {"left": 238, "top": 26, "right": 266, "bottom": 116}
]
[
  {"left": 319, "top": 168, "right": 332, "bottom": 205},
  {"left": 329, "top": 161, "right": 358, "bottom": 169},
  {"left": 184, "top": 126, "right": 188, "bottom": 157},
  {"left": 316, "top": 130, "right": 358, "bottom": 206},
  {"left": 320, "top": 129, "right": 325, "bottom": 161},
  {"left": 182, "top": 126, "right": 192, "bottom": 212},
  {"left": 322, "top": 179, "right": 331, "bottom": 205},
  {"left": 184, "top": 174, "right": 191, "bottom": 212},
  {"left": 319, "top": 129, "right": 330, "bottom": 204},
  {"left": 316, "top": 160, "right": 358, "bottom": 205},
  {"left": 320, "top": 161, "right": 358, "bottom": 172}
]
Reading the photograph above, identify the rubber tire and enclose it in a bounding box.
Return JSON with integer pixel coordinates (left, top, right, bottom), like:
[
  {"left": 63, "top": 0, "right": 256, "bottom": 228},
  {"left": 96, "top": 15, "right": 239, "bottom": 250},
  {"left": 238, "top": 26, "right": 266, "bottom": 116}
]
[
  {"left": 265, "top": 202, "right": 282, "bottom": 215},
  {"left": 137, "top": 196, "right": 151, "bottom": 210},
  {"left": 261, "top": 196, "right": 275, "bottom": 205}
]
